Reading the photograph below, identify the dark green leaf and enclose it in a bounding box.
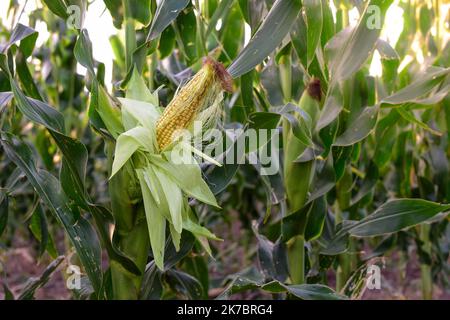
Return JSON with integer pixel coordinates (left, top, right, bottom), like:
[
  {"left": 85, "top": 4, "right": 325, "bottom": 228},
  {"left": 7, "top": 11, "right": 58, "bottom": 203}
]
[
  {"left": 325, "top": 0, "right": 393, "bottom": 85},
  {"left": 228, "top": 0, "right": 302, "bottom": 78},
  {"left": 333, "top": 105, "right": 379, "bottom": 146},
  {"left": 140, "top": 262, "right": 163, "bottom": 300},
  {"left": 1, "top": 24, "right": 37, "bottom": 55},
  {"left": 350, "top": 199, "right": 450, "bottom": 237},
  {"left": 304, "top": 196, "right": 327, "bottom": 241},
  {"left": 0, "top": 133, "right": 103, "bottom": 294},
  {"left": 381, "top": 67, "right": 450, "bottom": 107},
  {"left": 17, "top": 256, "right": 64, "bottom": 300},
  {"left": 41, "top": 0, "right": 68, "bottom": 20},
  {"left": 74, "top": 29, "right": 96, "bottom": 75},
  {"left": 2, "top": 284, "right": 14, "bottom": 300},
  {"left": 304, "top": 0, "right": 323, "bottom": 66},
  {"left": 283, "top": 283, "right": 347, "bottom": 300},
  {"left": 174, "top": 7, "right": 198, "bottom": 65},
  {"left": 166, "top": 269, "right": 203, "bottom": 300},
  {"left": 206, "top": 0, "right": 235, "bottom": 37},
  {"left": 291, "top": 10, "right": 307, "bottom": 68},
  {"left": 0, "top": 194, "right": 8, "bottom": 237},
  {"left": 147, "top": 0, "right": 190, "bottom": 41}
]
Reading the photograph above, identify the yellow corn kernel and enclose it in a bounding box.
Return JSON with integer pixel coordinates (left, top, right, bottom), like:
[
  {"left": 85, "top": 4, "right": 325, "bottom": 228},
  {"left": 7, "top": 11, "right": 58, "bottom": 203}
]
[{"left": 156, "top": 58, "right": 232, "bottom": 150}]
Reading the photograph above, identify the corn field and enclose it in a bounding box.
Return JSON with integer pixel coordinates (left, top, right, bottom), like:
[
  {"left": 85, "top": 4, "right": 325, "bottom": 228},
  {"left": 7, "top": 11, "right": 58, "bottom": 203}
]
[{"left": 0, "top": 0, "right": 449, "bottom": 302}]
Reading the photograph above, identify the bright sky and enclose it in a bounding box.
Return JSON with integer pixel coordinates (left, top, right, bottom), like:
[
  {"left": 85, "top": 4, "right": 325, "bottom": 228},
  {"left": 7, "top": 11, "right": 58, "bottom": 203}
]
[{"left": 0, "top": 0, "right": 116, "bottom": 89}]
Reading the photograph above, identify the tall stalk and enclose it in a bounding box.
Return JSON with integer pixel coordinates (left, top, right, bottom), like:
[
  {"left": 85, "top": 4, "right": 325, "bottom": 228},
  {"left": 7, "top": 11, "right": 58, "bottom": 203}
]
[
  {"left": 420, "top": 224, "right": 433, "bottom": 299},
  {"left": 335, "top": 149, "right": 354, "bottom": 292},
  {"left": 279, "top": 49, "right": 306, "bottom": 284},
  {"left": 283, "top": 76, "right": 319, "bottom": 284},
  {"left": 107, "top": 142, "right": 149, "bottom": 299},
  {"left": 123, "top": 0, "right": 137, "bottom": 71}
]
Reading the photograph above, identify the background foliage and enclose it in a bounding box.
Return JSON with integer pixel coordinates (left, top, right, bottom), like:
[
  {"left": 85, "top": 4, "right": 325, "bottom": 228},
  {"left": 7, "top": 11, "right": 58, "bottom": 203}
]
[{"left": 0, "top": 0, "right": 449, "bottom": 300}]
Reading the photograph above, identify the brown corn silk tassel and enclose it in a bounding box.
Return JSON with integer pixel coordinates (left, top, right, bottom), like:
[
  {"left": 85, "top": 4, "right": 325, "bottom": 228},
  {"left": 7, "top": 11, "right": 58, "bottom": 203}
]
[{"left": 156, "top": 57, "right": 232, "bottom": 150}]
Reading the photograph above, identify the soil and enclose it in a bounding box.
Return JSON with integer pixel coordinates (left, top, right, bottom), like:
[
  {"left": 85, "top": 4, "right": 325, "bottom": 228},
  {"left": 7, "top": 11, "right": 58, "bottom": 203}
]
[{"left": 0, "top": 227, "right": 448, "bottom": 300}]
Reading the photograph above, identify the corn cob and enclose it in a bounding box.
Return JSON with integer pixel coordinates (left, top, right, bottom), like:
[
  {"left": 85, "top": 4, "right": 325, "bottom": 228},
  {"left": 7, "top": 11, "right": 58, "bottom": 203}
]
[{"left": 156, "top": 57, "right": 232, "bottom": 150}]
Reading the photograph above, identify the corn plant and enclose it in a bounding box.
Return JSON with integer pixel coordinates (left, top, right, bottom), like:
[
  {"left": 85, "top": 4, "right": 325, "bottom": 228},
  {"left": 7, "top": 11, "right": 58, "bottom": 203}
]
[{"left": 0, "top": 0, "right": 449, "bottom": 300}]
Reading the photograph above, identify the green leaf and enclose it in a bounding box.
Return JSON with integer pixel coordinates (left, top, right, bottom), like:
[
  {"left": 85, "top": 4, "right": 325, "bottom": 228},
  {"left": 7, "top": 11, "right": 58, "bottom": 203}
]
[
  {"left": 174, "top": 7, "right": 198, "bottom": 65},
  {"left": 259, "top": 280, "right": 346, "bottom": 299},
  {"left": 0, "top": 133, "right": 103, "bottom": 294},
  {"left": 166, "top": 269, "right": 203, "bottom": 300},
  {"left": 10, "top": 86, "right": 139, "bottom": 276},
  {"left": 291, "top": 10, "right": 308, "bottom": 68},
  {"left": 283, "top": 283, "right": 347, "bottom": 300},
  {"left": 1, "top": 24, "right": 37, "bottom": 56},
  {"left": 182, "top": 216, "right": 221, "bottom": 241},
  {"left": 137, "top": 169, "right": 166, "bottom": 270},
  {"left": 103, "top": 0, "right": 124, "bottom": 28},
  {"left": 10, "top": 81, "right": 65, "bottom": 133},
  {"left": 205, "top": 0, "right": 235, "bottom": 37},
  {"left": 119, "top": 97, "right": 160, "bottom": 132},
  {"left": 0, "top": 194, "right": 8, "bottom": 237},
  {"left": 97, "top": 86, "right": 124, "bottom": 139},
  {"left": 0, "top": 92, "right": 13, "bottom": 110},
  {"left": 163, "top": 231, "right": 196, "bottom": 269},
  {"left": 110, "top": 126, "right": 154, "bottom": 178},
  {"left": 17, "top": 256, "right": 65, "bottom": 300},
  {"left": 333, "top": 105, "right": 379, "bottom": 146},
  {"left": 206, "top": 162, "right": 240, "bottom": 195},
  {"left": 316, "top": 86, "right": 342, "bottom": 130},
  {"left": 153, "top": 167, "right": 183, "bottom": 233},
  {"left": 308, "top": 156, "right": 335, "bottom": 202},
  {"left": 376, "top": 39, "right": 399, "bottom": 60},
  {"left": 140, "top": 262, "right": 163, "bottom": 299},
  {"left": 304, "top": 0, "right": 323, "bottom": 67},
  {"left": 304, "top": 196, "right": 327, "bottom": 241},
  {"left": 351, "top": 162, "right": 379, "bottom": 206},
  {"left": 218, "top": 2, "right": 245, "bottom": 63},
  {"left": 227, "top": 0, "right": 302, "bottom": 78},
  {"left": 29, "top": 204, "right": 58, "bottom": 258},
  {"left": 319, "top": 217, "right": 355, "bottom": 255},
  {"left": 218, "top": 267, "right": 265, "bottom": 298},
  {"left": 155, "top": 151, "right": 219, "bottom": 208},
  {"left": 396, "top": 106, "right": 442, "bottom": 136},
  {"left": 325, "top": 0, "right": 393, "bottom": 85},
  {"left": 254, "top": 230, "right": 288, "bottom": 281},
  {"left": 146, "top": 0, "right": 190, "bottom": 42},
  {"left": 41, "top": 0, "right": 68, "bottom": 20},
  {"left": 282, "top": 202, "right": 311, "bottom": 241},
  {"left": 249, "top": 112, "right": 281, "bottom": 130},
  {"left": 126, "top": 68, "right": 159, "bottom": 105},
  {"left": 6, "top": 82, "right": 127, "bottom": 275},
  {"left": 380, "top": 67, "right": 450, "bottom": 107},
  {"left": 2, "top": 284, "right": 14, "bottom": 300},
  {"left": 16, "top": 52, "right": 43, "bottom": 100},
  {"left": 350, "top": 199, "right": 450, "bottom": 237},
  {"left": 320, "top": 0, "right": 335, "bottom": 48},
  {"left": 74, "top": 29, "right": 95, "bottom": 75},
  {"left": 158, "top": 25, "right": 176, "bottom": 59},
  {"left": 129, "top": 0, "right": 152, "bottom": 26},
  {"left": 274, "top": 103, "right": 314, "bottom": 147}
]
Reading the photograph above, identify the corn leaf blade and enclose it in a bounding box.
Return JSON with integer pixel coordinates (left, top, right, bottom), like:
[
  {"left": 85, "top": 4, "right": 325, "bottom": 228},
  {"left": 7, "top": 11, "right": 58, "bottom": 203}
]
[
  {"left": 227, "top": 0, "right": 302, "bottom": 78},
  {"left": 350, "top": 199, "right": 450, "bottom": 237}
]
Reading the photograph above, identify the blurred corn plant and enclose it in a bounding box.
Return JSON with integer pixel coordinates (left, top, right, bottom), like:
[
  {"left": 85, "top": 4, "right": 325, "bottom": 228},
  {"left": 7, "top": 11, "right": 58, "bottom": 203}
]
[{"left": 0, "top": 0, "right": 449, "bottom": 300}]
